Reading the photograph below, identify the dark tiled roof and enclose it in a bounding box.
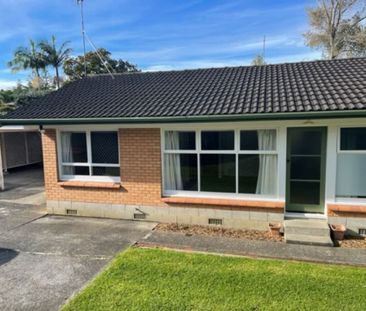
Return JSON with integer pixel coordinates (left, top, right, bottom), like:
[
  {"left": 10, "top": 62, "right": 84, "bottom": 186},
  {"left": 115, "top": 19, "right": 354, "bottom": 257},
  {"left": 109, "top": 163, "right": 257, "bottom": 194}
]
[{"left": 3, "top": 57, "right": 366, "bottom": 121}]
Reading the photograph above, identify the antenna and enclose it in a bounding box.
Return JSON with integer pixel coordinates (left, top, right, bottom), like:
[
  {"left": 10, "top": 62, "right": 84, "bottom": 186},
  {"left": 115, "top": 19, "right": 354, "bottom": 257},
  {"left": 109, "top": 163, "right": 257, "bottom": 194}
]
[
  {"left": 76, "top": 0, "right": 115, "bottom": 79},
  {"left": 77, "top": 0, "right": 87, "bottom": 77},
  {"left": 262, "top": 35, "right": 266, "bottom": 59}
]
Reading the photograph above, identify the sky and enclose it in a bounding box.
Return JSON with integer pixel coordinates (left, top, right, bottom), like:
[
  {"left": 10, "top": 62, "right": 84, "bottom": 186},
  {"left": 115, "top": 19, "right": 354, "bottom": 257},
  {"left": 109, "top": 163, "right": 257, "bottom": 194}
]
[{"left": 0, "top": 0, "right": 321, "bottom": 89}]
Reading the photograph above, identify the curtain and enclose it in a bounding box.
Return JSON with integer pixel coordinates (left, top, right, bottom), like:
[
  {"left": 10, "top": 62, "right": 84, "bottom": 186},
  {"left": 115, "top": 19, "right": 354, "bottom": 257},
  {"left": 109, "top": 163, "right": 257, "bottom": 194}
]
[
  {"left": 256, "top": 130, "right": 277, "bottom": 195},
  {"left": 61, "top": 132, "right": 74, "bottom": 175},
  {"left": 164, "top": 131, "right": 183, "bottom": 190}
]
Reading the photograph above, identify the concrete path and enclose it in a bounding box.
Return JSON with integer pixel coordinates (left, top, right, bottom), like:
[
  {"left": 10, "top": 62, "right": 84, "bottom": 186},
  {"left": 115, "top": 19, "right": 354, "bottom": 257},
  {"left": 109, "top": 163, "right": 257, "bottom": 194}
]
[
  {"left": 0, "top": 215, "right": 156, "bottom": 310},
  {"left": 141, "top": 231, "right": 366, "bottom": 266}
]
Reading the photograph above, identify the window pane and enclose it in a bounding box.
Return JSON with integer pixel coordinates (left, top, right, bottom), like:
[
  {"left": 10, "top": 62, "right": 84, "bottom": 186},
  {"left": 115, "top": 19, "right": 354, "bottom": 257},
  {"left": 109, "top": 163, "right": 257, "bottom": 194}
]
[
  {"left": 164, "top": 154, "right": 197, "bottom": 191},
  {"left": 92, "top": 167, "right": 120, "bottom": 177},
  {"left": 240, "top": 130, "right": 276, "bottom": 151},
  {"left": 62, "top": 166, "right": 89, "bottom": 176},
  {"left": 200, "top": 154, "right": 235, "bottom": 192},
  {"left": 61, "top": 132, "right": 87, "bottom": 163},
  {"left": 341, "top": 128, "right": 366, "bottom": 150},
  {"left": 201, "top": 131, "right": 234, "bottom": 150},
  {"left": 91, "top": 132, "right": 119, "bottom": 164},
  {"left": 290, "top": 181, "right": 320, "bottom": 205},
  {"left": 290, "top": 156, "right": 321, "bottom": 180},
  {"left": 239, "top": 155, "right": 277, "bottom": 195},
  {"left": 290, "top": 130, "right": 321, "bottom": 155},
  {"left": 336, "top": 154, "right": 366, "bottom": 198},
  {"left": 165, "top": 131, "right": 195, "bottom": 150}
]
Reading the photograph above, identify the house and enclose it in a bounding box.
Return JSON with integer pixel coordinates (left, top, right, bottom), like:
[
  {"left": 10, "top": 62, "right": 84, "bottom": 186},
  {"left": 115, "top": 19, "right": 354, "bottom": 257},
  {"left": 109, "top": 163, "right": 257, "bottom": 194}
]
[{"left": 1, "top": 57, "right": 366, "bottom": 237}]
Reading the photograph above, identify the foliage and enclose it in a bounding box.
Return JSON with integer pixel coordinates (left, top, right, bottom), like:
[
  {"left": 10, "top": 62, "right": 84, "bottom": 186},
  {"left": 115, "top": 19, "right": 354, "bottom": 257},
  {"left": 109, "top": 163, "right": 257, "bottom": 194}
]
[
  {"left": 304, "top": 0, "right": 366, "bottom": 59},
  {"left": 8, "top": 40, "right": 46, "bottom": 78},
  {"left": 63, "top": 48, "right": 139, "bottom": 80},
  {"left": 251, "top": 54, "right": 267, "bottom": 65},
  {"left": 39, "top": 35, "right": 72, "bottom": 88},
  {"left": 0, "top": 83, "right": 52, "bottom": 115},
  {"left": 62, "top": 248, "right": 366, "bottom": 311}
]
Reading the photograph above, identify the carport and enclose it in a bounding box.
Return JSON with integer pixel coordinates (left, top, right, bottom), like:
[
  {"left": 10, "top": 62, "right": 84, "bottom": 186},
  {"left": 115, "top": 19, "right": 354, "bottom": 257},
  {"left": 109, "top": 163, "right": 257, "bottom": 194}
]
[{"left": 0, "top": 126, "right": 43, "bottom": 191}]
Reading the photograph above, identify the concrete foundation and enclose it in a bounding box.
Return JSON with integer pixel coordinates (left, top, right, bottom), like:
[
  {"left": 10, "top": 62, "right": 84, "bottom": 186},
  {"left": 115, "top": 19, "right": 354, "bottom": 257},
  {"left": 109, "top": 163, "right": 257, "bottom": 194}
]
[{"left": 47, "top": 200, "right": 284, "bottom": 231}]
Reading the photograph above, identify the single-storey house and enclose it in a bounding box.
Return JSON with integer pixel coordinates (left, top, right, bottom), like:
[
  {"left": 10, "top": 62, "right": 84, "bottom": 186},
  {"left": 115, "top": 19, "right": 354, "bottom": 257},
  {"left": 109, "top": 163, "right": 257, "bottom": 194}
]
[{"left": 1, "top": 57, "right": 366, "bottom": 236}]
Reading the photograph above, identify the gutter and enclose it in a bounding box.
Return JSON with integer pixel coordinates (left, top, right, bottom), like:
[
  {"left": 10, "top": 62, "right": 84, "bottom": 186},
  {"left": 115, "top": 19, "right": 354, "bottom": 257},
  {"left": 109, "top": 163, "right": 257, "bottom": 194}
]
[{"left": 1, "top": 110, "right": 366, "bottom": 126}]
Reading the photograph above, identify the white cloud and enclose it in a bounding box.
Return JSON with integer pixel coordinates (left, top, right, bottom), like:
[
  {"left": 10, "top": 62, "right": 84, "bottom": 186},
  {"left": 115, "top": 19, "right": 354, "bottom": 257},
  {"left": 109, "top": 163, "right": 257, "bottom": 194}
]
[{"left": 0, "top": 79, "right": 23, "bottom": 90}]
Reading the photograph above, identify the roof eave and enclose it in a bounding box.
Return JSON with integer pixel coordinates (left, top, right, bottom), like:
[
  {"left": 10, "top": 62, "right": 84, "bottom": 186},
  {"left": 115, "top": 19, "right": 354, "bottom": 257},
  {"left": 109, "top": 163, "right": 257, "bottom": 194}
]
[{"left": 1, "top": 110, "right": 366, "bottom": 126}]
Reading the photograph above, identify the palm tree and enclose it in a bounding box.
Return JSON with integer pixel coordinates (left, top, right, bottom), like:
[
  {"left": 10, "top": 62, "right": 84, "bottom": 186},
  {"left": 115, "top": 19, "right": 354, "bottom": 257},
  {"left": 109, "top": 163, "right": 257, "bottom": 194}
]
[
  {"left": 39, "top": 35, "right": 72, "bottom": 88},
  {"left": 8, "top": 40, "right": 45, "bottom": 80}
]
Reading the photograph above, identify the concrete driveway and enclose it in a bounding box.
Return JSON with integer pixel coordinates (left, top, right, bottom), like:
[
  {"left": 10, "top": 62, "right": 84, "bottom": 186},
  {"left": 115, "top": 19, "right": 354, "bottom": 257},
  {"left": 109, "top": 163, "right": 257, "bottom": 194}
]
[{"left": 0, "top": 167, "right": 156, "bottom": 310}]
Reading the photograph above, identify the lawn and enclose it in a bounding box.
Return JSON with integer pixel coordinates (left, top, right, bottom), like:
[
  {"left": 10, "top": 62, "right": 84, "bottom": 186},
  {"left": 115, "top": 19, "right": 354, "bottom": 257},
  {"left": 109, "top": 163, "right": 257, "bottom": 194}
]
[{"left": 63, "top": 247, "right": 366, "bottom": 311}]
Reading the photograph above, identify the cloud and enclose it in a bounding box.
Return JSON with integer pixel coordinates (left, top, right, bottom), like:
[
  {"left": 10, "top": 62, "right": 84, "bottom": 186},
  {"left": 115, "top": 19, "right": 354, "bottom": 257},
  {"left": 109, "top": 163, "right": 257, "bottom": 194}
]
[{"left": 0, "top": 79, "right": 24, "bottom": 90}]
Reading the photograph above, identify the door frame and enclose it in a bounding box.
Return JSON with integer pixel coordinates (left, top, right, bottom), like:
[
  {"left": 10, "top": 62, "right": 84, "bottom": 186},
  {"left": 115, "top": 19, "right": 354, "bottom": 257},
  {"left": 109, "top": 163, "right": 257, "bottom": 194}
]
[{"left": 285, "top": 127, "right": 327, "bottom": 214}]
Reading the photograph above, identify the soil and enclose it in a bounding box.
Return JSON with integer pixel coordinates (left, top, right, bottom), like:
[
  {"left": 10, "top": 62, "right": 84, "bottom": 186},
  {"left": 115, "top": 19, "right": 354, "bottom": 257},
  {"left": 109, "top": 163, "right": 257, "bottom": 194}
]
[{"left": 156, "top": 223, "right": 284, "bottom": 242}]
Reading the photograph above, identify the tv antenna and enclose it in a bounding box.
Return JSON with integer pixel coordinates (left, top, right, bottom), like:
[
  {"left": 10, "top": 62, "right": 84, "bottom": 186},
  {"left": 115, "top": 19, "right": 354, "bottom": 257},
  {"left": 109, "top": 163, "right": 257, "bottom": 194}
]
[
  {"left": 262, "top": 35, "right": 266, "bottom": 59},
  {"left": 76, "top": 0, "right": 115, "bottom": 79}
]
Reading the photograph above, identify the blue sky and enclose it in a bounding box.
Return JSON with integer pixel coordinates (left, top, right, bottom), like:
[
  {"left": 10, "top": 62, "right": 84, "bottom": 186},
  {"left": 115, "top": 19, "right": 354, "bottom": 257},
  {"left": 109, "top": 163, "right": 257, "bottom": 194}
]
[{"left": 0, "top": 0, "right": 320, "bottom": 89}]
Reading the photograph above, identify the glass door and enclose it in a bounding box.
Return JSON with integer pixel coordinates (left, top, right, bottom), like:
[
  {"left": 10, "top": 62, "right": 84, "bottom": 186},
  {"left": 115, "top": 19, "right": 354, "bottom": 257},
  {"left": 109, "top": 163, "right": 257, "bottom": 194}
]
[{"left": 286, "top": 127, "right": 327, "bottom": 213}]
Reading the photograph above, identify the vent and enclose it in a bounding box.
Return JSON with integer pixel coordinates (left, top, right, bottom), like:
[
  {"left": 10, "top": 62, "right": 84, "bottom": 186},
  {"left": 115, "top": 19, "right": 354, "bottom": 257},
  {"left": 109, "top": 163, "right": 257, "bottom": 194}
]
[
  {"left": 134, "top": 213, "right": 146, "bottom": 220},
  {"left": 208, "top": 218, "right": 223, "bottom": 225},
  {"left": 66, "top": 209, "right": 77, "bottom": 215},
  {"left": 359, "top": 228, "right": 366, "bottom": 236}
]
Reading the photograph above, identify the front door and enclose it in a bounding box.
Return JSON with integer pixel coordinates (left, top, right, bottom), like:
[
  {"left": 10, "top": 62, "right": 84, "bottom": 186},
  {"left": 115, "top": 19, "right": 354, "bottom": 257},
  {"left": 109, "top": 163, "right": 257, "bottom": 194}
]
[{"left": 286, "top": 127, "right": 327, "bottom": 214}]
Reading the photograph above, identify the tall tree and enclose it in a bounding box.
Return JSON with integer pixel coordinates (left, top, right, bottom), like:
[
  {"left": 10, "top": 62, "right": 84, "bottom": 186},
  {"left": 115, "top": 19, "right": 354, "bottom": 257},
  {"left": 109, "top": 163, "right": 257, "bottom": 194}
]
[
  {"left": 304, "top": 0, "right": 366, "bottom": 59},
  {"left": 8, "top": 40, "right": 45, "bottom": 81},
  {"left": 39, "top": 35, "right": 72, "bottom": 89},
  {"left": 63, "top": 48, "right": 139, "bottom": 80}
]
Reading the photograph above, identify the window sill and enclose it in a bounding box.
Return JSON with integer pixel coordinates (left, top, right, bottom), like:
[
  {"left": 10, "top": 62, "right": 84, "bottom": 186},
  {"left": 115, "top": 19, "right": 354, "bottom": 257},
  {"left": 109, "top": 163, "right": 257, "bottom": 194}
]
[
  {"left": 328, "top": 203, "right": 366, "bottom": 214},
  {"left": 161, "top": 196, "right": 285, "bottom": 209},
  {"left": 58, "top": 181, "right": 121, "bottom": 189}
]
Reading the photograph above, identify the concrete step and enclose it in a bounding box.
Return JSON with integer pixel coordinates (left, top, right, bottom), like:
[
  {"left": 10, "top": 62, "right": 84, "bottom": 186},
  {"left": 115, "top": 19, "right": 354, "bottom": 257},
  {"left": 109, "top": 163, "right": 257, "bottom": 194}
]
[
  {"left": 284, "top": 219, "right": 333, "bottom": 247},
  {"left": 285, "top": 233, "right": 334, "bottom": 247},
  {"left": 284, "top": 219, "right": 330, "bottom": 236}
]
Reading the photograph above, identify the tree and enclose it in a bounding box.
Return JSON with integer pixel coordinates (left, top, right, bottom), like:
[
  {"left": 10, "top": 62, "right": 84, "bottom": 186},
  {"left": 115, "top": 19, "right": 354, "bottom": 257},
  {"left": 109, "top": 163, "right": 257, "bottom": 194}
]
[
  {"left": 8, "top": 40, "right": 46, "bottom": 81},
  {"left": 39, "top": 35, "right": 72, "bottom": 89},
  {"left": 251, "top": 54, "right": 267, "bottom": 66},
  {"left": 304, "top": 0, "right": 366, "bottom": 59},
  {"left": 63, "top": 48, "right": 139, "bottom": 80}
]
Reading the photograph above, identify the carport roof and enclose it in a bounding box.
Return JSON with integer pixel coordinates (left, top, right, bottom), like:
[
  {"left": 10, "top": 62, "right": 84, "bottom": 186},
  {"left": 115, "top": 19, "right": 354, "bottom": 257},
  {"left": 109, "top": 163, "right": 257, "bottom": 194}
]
[{"left": 1, "top": 57, "right": 366, "bottom": 125}]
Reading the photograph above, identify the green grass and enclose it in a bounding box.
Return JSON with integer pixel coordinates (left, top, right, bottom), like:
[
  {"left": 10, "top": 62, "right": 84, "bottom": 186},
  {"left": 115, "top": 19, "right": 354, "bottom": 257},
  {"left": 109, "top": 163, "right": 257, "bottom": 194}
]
[{"left": 63, "top": 247, "right": 366, "bottom": 311}]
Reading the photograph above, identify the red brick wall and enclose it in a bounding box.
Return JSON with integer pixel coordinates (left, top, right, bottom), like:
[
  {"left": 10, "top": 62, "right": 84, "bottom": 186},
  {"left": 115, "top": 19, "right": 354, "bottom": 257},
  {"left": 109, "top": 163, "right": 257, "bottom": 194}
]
[{"left": 42, "top": 128, "right": 163, "bottom": 205}]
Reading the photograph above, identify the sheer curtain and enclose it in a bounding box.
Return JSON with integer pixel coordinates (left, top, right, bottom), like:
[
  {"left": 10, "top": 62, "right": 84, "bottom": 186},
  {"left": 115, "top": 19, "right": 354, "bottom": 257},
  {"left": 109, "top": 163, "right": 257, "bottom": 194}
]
[
  {"left": 256, "top": 130, "right": 277, "bottom": 195},
  {"left": 164, "top": 131, "right": 183, "bottom": 190},
  {"left": 61, "top": 132, "right": 74, "bottom": 175}
]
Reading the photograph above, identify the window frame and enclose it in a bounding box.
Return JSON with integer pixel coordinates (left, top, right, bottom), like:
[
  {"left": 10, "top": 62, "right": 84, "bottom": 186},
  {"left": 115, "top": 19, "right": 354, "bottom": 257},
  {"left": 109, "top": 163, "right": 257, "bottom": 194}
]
[
  {"left": 57, "top": 129, "right": 120, "bottom": 182},
  {"left": 162, "top": 128, "right": 279, "bottom": 199},
  {"left": 336, "top": 126, "right": 366, "bottom": 200}
]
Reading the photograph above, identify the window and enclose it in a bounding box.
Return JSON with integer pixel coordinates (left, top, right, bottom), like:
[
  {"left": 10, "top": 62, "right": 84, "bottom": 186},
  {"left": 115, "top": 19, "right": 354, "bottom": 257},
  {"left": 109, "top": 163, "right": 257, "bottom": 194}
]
[
  {"left": 336, "top": 128, "right": 366, "bottom": 198},
  {"left": 59, "top": 131, "right": 120, "bottom": 181},
  {"left": 163, "top": 129, "right": 278, "bottom": 197}
]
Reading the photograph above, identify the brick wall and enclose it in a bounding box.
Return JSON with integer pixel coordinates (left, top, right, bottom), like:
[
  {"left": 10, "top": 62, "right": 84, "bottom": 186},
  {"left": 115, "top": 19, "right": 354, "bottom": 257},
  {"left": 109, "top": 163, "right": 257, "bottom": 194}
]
[{"left": 42, "top": 128, "right": 163, "bottom": 205}]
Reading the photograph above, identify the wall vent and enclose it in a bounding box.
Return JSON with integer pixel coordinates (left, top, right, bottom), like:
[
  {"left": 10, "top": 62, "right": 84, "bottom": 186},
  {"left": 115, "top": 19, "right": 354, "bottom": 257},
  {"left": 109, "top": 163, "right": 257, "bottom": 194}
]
[
  {"left": 359, "top": 228, "right": 366, "bottom": 236},
  {"left": 66, "top": 209, "right": 77, "bottom": 215},
  {"left": 134, "top": 213, "right": 146, "bottom": 220},
  {"left": 208, "top": 218, "right": 223, "bottom": 225}
]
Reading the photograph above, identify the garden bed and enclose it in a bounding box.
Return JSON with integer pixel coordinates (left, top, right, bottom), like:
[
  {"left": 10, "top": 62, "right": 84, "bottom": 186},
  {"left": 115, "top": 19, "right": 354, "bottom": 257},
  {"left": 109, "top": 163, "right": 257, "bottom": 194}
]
[
  {"left": 156, "top": 223, "right": 283, "bottom": 242},
  {"left": 337, "top": 235, "right": 366, "bottom": 248}
]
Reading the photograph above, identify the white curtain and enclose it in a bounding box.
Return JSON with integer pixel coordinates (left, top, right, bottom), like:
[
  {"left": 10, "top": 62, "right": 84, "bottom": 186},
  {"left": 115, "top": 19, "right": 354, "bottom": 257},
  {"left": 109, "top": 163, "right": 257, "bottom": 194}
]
[
  {"left": 164, "top": 131, "right": 183, "bottom": 190},
  {"left": 61, "top": 132, "right": 74, "bottom": 175},
  {"left": 256, "top": 130, "right": 277, "bottom": 195}
]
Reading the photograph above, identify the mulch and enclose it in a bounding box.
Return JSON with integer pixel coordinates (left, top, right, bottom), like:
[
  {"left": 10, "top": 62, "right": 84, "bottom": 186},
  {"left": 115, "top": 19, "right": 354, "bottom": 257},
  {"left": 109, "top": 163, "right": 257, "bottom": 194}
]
[
  {"left": 337, "top": 236, "right": 366, "bottom": 249},
  {"left": 156, "top": 223, "right": 366, "bottom": 248},
  {"left": 156, "top": 223, "right": 284, "bottom": 242}
]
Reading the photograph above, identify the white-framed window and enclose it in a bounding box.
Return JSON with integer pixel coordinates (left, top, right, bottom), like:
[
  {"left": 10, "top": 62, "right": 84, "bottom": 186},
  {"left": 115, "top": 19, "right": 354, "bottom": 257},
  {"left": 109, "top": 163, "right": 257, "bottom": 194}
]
[
  {"left": 162, "top": 129, "right": 278, "bottom": 198},
  {"left": 336, "top": 127, "right": 366, "bottom": 199},
  {"left": 58, "top": 130, "right": 120, "bottom": 182}
]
